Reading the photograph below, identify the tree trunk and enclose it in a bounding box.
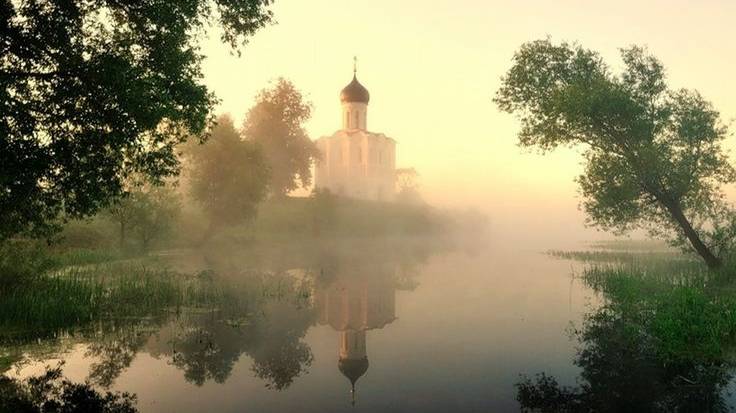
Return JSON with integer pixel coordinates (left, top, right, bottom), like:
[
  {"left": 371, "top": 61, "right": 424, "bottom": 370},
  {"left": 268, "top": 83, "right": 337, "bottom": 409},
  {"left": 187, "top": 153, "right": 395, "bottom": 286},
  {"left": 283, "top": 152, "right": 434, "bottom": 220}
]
[
  {"left": 664, "top": 201, "right": 722, "bottom": 269},
  {"left": 119, "top": 221, "right": 126, "bottom": 249}
]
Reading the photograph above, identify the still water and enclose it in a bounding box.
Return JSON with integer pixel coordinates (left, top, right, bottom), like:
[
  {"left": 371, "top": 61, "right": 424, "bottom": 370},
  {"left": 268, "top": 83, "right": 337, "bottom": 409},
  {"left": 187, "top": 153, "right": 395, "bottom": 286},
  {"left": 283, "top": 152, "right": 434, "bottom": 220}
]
[{"left": 3, "top": 237, "right": 598, "bottom": 412}]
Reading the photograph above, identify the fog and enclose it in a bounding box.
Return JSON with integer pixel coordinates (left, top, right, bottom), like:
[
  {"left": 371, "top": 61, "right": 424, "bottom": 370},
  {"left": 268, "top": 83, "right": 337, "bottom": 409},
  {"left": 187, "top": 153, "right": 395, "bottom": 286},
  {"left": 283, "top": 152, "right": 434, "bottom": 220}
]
[
  {"left": 6, "top": 1, "right": 736, "bottom": 412},
  {"left": 193, "top": 0, "right": 736, "bottom": 248}
]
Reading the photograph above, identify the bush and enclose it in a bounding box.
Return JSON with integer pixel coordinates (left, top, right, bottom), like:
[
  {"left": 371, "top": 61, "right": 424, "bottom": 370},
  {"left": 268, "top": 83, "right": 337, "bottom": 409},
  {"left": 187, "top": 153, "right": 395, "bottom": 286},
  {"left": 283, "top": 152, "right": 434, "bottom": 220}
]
[{"left": 0, "top": 240, "right": 56, "bottom": 292}]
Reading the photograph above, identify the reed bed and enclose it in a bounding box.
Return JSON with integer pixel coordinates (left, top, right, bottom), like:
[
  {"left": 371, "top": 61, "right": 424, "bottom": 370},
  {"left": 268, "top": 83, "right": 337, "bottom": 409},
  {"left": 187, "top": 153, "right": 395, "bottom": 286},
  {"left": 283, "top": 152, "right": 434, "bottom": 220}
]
[
  {"left": 547, "top": 249, "right": 687, "bottom": 264},
  {"left": 0, "top": 258, "right": 314, "bottom": 341}
]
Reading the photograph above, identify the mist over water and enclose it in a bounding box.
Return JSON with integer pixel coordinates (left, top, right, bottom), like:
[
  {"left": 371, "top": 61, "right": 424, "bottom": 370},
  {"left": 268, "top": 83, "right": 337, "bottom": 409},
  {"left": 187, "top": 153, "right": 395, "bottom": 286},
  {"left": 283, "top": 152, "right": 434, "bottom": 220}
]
[
  {"left": 6, "top": 1, "right": 736, "bottom": 412},
  {"left": 4, "top": 235, "right": 598, "bottom": 412}
]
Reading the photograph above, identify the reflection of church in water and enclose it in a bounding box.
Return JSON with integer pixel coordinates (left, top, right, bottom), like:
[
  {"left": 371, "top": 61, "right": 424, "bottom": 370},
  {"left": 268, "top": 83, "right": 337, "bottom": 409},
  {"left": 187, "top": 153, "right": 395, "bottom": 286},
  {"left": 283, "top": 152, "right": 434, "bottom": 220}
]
[{"left": 314, "top": 270, "right": 397, "bottom": 405}]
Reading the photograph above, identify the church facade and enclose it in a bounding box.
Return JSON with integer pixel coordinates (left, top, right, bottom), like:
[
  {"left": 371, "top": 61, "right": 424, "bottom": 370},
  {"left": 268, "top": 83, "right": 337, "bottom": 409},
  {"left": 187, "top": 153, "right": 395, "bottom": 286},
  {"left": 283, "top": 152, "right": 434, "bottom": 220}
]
[{"left": 314, "top": 67, "right": 396, "bottom": 201}]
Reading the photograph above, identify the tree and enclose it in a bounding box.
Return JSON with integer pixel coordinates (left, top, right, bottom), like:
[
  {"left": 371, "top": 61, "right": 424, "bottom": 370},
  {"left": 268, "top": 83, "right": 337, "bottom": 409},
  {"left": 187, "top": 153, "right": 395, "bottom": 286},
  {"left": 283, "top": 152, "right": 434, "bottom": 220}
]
[
  {"left": 106, "top": 194, "right": 139, "bottom": 250},
  {"left": 131, "top": 186, "right": 180, "bottom": 251},
  {"left": 106, "top": 184, "right": 180, "bottom": 251},
  {"left": 187, "top": 114, "right": 270, "bottom": 238},
  {"left": 395, "top": 167, "right": 423, "bottom": 204},
  {"left": 0, "top": 0, "right": 274, "bottom": 241},
  {"left": 495, "top": 40, "right": 736, "bottom": 268},
  {"left": 243, "top": 78, "right": 321, "bottom": 197}
]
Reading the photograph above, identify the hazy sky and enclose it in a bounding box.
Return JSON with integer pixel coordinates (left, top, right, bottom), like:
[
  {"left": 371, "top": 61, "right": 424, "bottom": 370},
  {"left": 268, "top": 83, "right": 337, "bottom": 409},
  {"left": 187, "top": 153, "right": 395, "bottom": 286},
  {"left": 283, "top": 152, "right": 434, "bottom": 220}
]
[{"left": 200, "top": 0, "right": 736, "bottom": 243}]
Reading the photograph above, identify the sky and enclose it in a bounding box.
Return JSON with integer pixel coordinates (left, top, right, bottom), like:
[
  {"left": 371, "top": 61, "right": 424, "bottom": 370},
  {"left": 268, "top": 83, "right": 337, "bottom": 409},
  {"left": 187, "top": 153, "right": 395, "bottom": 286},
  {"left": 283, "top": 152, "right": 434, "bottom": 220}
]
[{"left": 199, "top": 0, "right": 736, "bottom": 244}]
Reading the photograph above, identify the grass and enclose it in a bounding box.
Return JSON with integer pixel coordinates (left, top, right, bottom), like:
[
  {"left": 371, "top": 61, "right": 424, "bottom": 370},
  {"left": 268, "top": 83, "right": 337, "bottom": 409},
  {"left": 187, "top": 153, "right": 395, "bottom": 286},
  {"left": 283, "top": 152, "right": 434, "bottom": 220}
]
[
  {"left": 547, "top": 249, "right": 685, "bottom": 263},
  {"left": 518, "top": 249, "right": 736, "bottom": 411},
  {"left": 0, "top": 252, "right": 315, "bottom": 344},
  {"left": 51, "top": 247, "right": 127, "bottom": 268},
  {"left": 562, "top": 242, "right": 736, "bottom": 367},
  {"left": 0, "top": 265, "right": 184, "bottom": 337},
  {"left": 588, "top": 239, "right": 671, "bottom": 251},
  {"left": 579, "top": 257, "right": 736, "bottom": 365}
]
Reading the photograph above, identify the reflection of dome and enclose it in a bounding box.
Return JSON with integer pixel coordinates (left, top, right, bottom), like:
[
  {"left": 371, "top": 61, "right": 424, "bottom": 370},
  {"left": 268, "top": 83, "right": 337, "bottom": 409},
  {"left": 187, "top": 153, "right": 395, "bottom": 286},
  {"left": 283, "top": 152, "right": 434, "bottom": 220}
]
[
  {"left": 339, "top": 357, "right": 369, "bottom": 388},
  {"left": 340, "top": 75, "right": 370, "bottom": 104}
]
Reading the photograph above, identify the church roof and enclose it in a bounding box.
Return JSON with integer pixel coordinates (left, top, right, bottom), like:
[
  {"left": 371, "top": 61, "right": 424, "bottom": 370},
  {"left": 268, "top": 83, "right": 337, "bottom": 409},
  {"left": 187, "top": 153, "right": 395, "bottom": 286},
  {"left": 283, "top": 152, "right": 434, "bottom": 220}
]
[{"left": 340, "top": 75, "right": 370, "bottom": 104}]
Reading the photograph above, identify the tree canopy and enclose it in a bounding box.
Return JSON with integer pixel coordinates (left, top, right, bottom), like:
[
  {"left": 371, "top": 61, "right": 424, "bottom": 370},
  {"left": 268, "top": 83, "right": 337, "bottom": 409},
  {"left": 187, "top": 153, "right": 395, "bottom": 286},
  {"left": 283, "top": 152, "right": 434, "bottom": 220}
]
[
  {"left": 0, "top": 0, "right": 274, "bottom": 241},
  {"left": 243, "top": 78, "right": 320, "bottom": 197},
  {"left": 106, "top": 184, "right": 180, "bottom": 251},
  {"left": 395, "top": 167, "right": 423, "bottom": 204},
  {"left": 187, "top": 114, "right": 270, "bottom": 236},
  {"left": 495, "top": 39, "right": 736, "bottom": 268}
]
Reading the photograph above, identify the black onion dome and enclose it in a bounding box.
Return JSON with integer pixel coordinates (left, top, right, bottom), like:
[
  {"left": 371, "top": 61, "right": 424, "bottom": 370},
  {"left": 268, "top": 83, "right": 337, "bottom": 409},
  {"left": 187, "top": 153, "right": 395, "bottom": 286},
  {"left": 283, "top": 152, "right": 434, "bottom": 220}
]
[
  {"left": 340, "top": 75, "right": 370, "bottom": 104},
  {"left": 338, "top": 357, "right": 369, "bottom": 387}
]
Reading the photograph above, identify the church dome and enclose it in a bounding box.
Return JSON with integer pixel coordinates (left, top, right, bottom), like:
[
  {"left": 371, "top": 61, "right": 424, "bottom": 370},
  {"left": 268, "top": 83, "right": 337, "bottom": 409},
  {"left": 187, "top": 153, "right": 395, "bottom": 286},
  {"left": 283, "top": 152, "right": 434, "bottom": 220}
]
[
  {"left": 340, "top": 75, "right": 370, "bottom": 104},
  {"left": 338, "top": 357, "right": 369, "bottom": 387}
]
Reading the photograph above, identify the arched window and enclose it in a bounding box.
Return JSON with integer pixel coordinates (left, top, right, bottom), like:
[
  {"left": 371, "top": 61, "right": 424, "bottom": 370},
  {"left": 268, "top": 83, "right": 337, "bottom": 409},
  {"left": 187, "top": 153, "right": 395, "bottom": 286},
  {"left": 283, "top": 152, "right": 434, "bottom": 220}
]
[
  {"left": 355, "top": 110, "right": 360, "bottom": 129},
  {"left": 345, "top": 111, "right": 350, "bottom": 128}
]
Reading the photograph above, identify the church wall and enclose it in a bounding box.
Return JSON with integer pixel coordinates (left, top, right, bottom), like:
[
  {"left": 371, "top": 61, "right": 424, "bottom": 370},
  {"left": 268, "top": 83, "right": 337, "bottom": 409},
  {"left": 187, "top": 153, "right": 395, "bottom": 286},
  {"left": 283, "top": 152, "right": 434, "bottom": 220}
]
[{"left": 315, "top": 132, "right": 395, "bottom": 201}]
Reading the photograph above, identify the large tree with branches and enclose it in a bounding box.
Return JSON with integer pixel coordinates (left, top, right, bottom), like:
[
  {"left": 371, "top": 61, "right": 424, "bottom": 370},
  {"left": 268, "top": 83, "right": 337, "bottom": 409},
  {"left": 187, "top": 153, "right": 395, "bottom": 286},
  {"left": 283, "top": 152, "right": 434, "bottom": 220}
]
[
  {"left": 495, "top": 39, "right": 736, "bottom": 268},
  {"left": 242, "top": 78, "right": 320, "bottom": 197},
  {"left": 0, "top": 0, "right": 274, "bottom": 240}
]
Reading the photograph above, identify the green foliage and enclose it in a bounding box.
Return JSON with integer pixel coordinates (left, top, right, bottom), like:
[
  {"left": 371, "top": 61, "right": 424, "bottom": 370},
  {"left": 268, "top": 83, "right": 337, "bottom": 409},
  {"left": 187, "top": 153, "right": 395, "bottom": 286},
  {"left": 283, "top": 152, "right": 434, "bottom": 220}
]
[
  {"left": 106, "top": 184, "right": 181, "bottom": 251},
  {"left": 0, "top": 240, "right": 57, "bottom": 292},
  {"left": 56, "top": 218, "right": 117, "bottom": 250},
  {"left": 516, "top": 373, "right": 582, "bottom": 413},
  {"left": 0, "top": 249, "right": 172, "bottom": 333},
  {"left": 187, "top": 114, "right": 270, "bottom": 235},
  {"left": 495, "top": 39, "right": 736, "bottom": 268},
  {"left": 517, "top": 256, "right": 736, "bottom": 412},
  {"left": 0, "top": 364, "right": 138, "bottom": 413},
  {"left": 51, "top": 248, "right": 125, "bottom": 268},
  {"left": 243, "top": 78, "right": 321, "bottom": 197},
  {"left": 0, "top": 0, "right": 274, "bottom": 242}
]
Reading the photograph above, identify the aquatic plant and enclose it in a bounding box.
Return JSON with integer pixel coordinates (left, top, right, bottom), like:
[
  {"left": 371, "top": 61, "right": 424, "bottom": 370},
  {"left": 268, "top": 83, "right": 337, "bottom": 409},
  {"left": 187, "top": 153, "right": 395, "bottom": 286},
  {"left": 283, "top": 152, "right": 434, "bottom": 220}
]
[{"left": 517, "top": 255, "right": 736, "bottom": 412}]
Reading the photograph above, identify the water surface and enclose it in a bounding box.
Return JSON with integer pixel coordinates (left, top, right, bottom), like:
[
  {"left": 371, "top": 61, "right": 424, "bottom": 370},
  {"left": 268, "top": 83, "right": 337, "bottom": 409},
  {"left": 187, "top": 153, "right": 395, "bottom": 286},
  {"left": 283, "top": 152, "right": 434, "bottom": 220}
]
[{"left": 3, "top": 238, "right": 595, "bottom": 412}]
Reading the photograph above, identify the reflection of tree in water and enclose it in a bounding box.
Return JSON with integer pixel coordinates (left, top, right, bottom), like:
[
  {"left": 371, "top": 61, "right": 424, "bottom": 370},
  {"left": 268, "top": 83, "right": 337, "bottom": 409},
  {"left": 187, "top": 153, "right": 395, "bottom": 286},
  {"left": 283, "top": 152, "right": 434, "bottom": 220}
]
[
  {"left": 147, "top": 273, "right": 317, "bottom": 389},
  {"left": 248, "top": 302, "right": 315, "bottom": 390},
  {"left": 157, "top": 243, "right": 424, "bottom": 394},
  {"left": 517, "top": 285, "right": 733, "bottom": 412},
  {"left": 1, "top": 364, "right": 138, "bottom": 413},
  {"left": 3, "top": 239, "right": 438, "bottom": 396},
  {"left": 165, "top": 316, "right": 250, "bottom": 385},
  {"left": 85, "top": 321, "right": 161, "bottom": 388}
]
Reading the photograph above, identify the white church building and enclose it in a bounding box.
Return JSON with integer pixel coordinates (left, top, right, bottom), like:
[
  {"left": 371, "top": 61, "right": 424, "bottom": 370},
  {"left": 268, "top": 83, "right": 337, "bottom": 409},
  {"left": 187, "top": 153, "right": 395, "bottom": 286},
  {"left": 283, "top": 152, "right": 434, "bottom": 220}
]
[{"left": 314, "top": 65, "right": 396, "bottom": 201}]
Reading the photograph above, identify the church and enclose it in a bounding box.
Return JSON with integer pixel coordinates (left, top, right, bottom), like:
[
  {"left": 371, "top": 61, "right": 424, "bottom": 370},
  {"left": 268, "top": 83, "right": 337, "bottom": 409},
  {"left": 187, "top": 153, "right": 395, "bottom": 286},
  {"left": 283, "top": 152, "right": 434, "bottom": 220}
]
[{"left": 314, "top": 63, "right": 396, "bottom": 201}]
